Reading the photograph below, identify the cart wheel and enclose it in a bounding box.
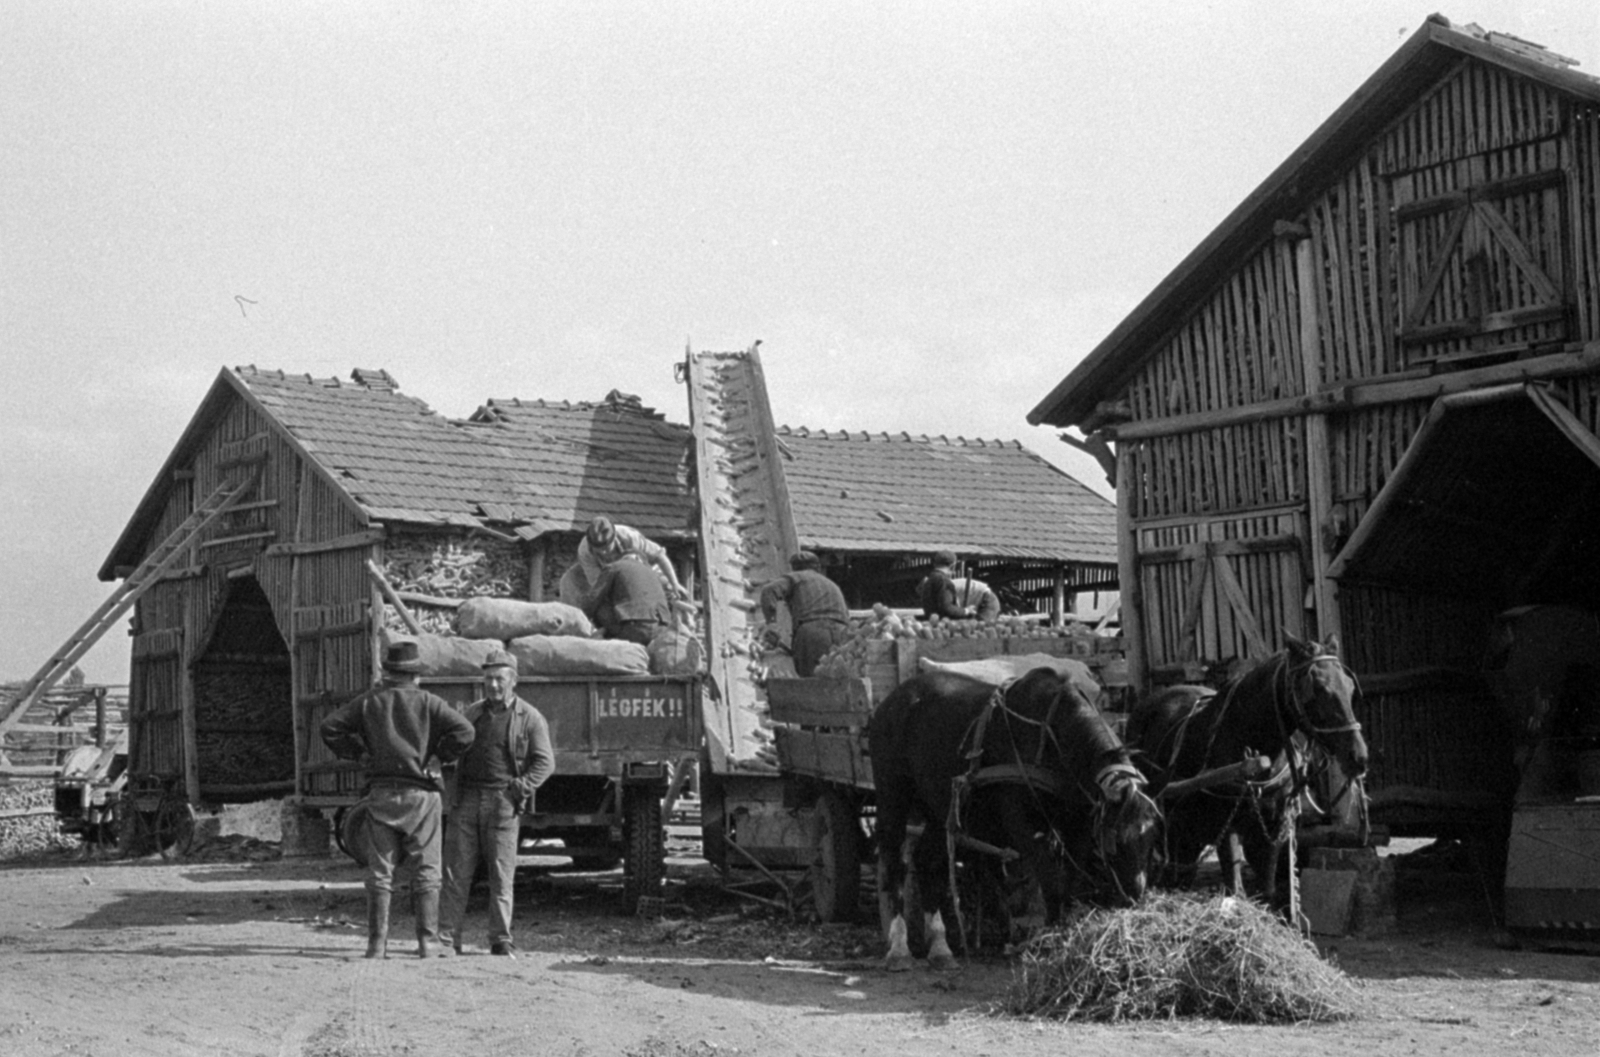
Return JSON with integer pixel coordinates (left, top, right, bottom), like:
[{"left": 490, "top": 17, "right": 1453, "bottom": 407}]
[
  {"left": 622, "top": 784, "right": 665, "bottom": 913},
  {"left": 336, "top": 802, "right": 371, "bottom": 867},
  {"left": 810, "top": 789, "right": 861, "bottom": 922},
  {"left": 155, "top": 796, "right": 198, "bottom": 860}
]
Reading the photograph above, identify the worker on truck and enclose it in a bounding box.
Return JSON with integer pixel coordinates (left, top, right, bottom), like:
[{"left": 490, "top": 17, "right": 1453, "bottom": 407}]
[
  {"left": 319, "top": 640, "right": 475, "bottom": 960},
  {"left": 586, "top": 554, "right": 672, "bottom": 646},
  {"left": 759, "top": 551, "right": 850, "bottom": 677},
  {"left": 918, "top": 550, "right": 972, "bottom": 620},
  {"left": 562, "top": 516, "right": 688, "bottom": 611}
]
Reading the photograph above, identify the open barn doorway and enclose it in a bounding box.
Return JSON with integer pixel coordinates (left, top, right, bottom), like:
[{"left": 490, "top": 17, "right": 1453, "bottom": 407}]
[{"left": 190, "top": 575, "right": 294, "bottom": 803}]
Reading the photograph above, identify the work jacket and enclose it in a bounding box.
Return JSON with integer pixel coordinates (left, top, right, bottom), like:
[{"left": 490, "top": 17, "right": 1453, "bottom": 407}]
[{"left": 444, "top": 695, "right": 555, "bottom": 814}]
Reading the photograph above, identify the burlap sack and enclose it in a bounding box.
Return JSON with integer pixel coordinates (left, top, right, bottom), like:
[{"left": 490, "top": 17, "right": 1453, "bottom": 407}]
[
  {"left": 647, "top": 627, "right": 705, "bottom": 676},
  {"left": 381, "top": 630, "right": 501, "bottom": 677},
  {"left": 506, "top": 634, "right": 650, "bottom": 677},
  {"left": 918, "top": 653, "right": 1101, "bottom": 706},
  {"left": 454, "top": 596, "right": 593, "bottom": 640}
]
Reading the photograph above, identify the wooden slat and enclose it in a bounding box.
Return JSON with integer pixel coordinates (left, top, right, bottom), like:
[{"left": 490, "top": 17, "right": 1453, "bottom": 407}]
[{"left": 765, "top": 678, "right": 871, "bottom": 728}]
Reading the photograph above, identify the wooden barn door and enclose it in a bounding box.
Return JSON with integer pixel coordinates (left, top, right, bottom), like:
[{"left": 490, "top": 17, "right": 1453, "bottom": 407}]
[
  {"left": 1391, "top": 151, "right": 1568, "bottom": 364},
  {"left": 1135, "top": 517, "right": 1308, "bottom": 683},
  {"left": 128, "top": 628, "right": 185, "bottom": 786}
]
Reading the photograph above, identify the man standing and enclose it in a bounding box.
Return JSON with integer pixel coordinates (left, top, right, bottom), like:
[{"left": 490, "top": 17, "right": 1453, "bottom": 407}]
[
  {"left": 918, "top": 550, "right": 973, "bottom": 620},
  {"left": 586, "top": 555, "right": 672, "bottom": 646},
  {"left": 759, "top": 551, "right": 851, "bottom": 677},
  {"left": 320, "top": 640, "right": 475, "bottom": 959},
  {"left": 439, "top": 648, "right": 554, "bottom": 958}
]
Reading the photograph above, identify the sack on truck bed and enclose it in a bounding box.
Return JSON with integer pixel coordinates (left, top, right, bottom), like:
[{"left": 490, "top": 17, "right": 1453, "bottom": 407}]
[
  {"left": 507, "top": 635, "right": 650, "bottom": 676},
  {"left": 454, "top": 596, "right": 593, "bottom": 640},
  {"left": 381, "top": 631, "right": 503, "bottom": 677},
  {"left": 919, "top": 653, "right": 1102, "bottom": 707},
  {"left": 647, "top": 627, "right": 704, "bottom": 676}
]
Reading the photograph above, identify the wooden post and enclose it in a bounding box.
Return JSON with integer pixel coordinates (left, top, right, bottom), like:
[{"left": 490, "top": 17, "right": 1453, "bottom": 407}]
[
  {"left": 1116, "top": 444, "right": 1147, "bottom": 697},
  {"left": 94, "top": 686, "right": 107, "bottom": 748},
  {"left": 1294, "top": 235, "right": 1342, "bottom": 644},
  {"left": 1052, "top": 566, "right": 1067, "bottom": 627},
  {"left": 528, "top": 537, "right": 546, "bottom": 601}
]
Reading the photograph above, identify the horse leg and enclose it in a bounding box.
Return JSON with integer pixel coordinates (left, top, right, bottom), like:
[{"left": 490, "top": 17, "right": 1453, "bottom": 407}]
[
  {"left": 875, "top": 794, "right": 915, "bottom": 972},
  {"left": 911, "top": 830, "right": 958, "bottom": 971}
]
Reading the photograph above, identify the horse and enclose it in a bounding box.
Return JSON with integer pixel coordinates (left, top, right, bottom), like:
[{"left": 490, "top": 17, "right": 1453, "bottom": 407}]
[
  {"left": 1125, "top": 633, "right": 1367, "bottom": 907},
  {"left": 867, "top": 666, "right": 1161, "bottom": 972}
]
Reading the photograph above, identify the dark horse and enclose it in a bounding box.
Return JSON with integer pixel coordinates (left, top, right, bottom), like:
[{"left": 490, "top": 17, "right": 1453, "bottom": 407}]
[
  {"left": 1125, "top": 633, "right": 1368, "bottom": 906},
  {"left": 868, "top": 667, "right": 1161, "bottom": 971}
]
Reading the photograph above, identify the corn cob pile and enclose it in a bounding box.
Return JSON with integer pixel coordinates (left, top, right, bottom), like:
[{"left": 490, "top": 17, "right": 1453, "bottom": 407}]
[{"left": 813, "top": 604, "right": 1101, "bottom": 679}]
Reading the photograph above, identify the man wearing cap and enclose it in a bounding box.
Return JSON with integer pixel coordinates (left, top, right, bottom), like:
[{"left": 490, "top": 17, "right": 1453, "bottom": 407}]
[
  {"left": 586, "top": 554, "right": 672, "bottom": 646},
  {"left": 759, "top": 551, "right": 851, "bottom": 677},
  {"left": 570, "top": 516, "right": 687, "bottom": 608},
  {"left": 439, "top": 648, "right": 554, "bottom": 958},
  {"left": 918, "top": 551, "right": 974, "bottom": 621},
  {"left": 320, "top": 640, "right": 475, "bottom": 959}
]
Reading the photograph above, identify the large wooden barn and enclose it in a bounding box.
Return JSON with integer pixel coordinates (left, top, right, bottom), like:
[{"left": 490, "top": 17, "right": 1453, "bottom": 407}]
[
  {"left": 1029, "top": 17, "right": 1600, "bottom": 841},
  {"left": 100, "top": 363, "right": 1116, "bottom": 813}
]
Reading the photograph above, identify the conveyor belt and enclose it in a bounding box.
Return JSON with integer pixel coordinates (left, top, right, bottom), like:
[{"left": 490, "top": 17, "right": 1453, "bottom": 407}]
[{"left": 683, "top": 344, "right": 800, "bottom": 773}]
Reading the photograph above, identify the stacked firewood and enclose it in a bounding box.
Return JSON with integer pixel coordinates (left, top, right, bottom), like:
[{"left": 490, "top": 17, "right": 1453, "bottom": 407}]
[{"left": 381, "top": 532, "right": 530, "bottom": 634}]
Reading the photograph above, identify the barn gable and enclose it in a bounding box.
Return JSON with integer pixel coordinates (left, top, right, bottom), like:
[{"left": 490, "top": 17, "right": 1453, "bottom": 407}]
[{"left": 1025, "top": 16, "right": 1600, "bottom": 843}]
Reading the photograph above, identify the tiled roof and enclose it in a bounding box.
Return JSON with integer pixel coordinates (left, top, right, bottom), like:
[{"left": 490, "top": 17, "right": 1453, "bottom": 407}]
[
  {"left": 241, "top": 369, "right": 696, "bottom": 538},
  {"left": 102, "top": 366, "right": 1115, "bottom": 577},
  {"left": 778, "top": 426, "right": 1118, "bottom": 565}
]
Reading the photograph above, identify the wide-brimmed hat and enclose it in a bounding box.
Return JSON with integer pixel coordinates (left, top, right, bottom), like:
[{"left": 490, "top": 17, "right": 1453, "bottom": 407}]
[
  {"left": 482, "top": 647, "right": 519, "bottom": 673},
  {"left": 381, "top": 640, "right": 424, "bottom": 674}
]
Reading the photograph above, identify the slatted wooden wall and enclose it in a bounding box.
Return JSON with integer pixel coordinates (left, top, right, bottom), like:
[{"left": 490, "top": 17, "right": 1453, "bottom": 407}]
[{"left": 1110, "top": 55, "right": 1600, "bottom": 813}]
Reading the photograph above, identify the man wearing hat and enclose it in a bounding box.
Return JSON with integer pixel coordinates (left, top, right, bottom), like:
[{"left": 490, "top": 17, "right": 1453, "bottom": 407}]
[
  {"left": 320, "top": 640, "right": 475, "bottom": 959},
  {"left": 918, "top": 550, "right": 974, "bottom": 620},
  {"left": 758, "top": 551, "right": 851, "bottom": 677},
  {"left": 569, "top": 515, "right": 688, "bottom": 609},
  {"left": 439, "top": 647, "right": 554, "bottom": 958}
]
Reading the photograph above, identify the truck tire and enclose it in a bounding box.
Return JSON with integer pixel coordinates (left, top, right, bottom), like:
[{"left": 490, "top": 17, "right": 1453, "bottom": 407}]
[
  {"left": 810, "top": 788, "right": 860, "bottom": 922},
  {"left": 622, "top": 784, "right": 665, "bottom": 913}
]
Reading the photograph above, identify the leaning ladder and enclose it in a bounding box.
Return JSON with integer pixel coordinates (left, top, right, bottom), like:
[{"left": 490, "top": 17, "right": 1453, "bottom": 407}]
[{"left": 0, "top": 471, "right": 260, "bottom": 768}]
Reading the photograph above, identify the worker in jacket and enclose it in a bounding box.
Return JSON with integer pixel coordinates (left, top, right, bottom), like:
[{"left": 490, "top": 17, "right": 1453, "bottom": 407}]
[
  {"left": 439, "top": 648, "right": 555, "bottom": 958},
  {"left": 587, "top": 555, "right": 673, "bottom": 646},
  {"left": 320, "top": 640, "right": 475, "bottom": 959},
  {"left": 918, "top": 550, "right": 973, "bottom": 620},
  {"left": 759, "top": 551, "right": 851, "bottom": 677}
]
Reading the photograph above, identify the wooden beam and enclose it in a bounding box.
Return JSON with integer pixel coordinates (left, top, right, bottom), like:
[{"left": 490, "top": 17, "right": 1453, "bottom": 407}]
[
  {"left": 264, "top": 528, "right": 385, "bottom": 558},
  {"left": 1105, "top": 342, "right": 1600, "bottom": 441},
  {"left": 365, "top": 559, "right": 422, "bottom": 635},
  {"left": 1115, "top": 444, "right": 1147, "bottom": 696},
  {"left": 1296, "top": 235, "right": 1341, "bottom": 646}
]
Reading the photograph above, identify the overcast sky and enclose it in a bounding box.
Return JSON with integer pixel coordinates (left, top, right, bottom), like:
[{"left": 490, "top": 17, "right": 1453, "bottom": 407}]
[{"left": 4, "top": 1, "right": 1597, "bottom": 683}]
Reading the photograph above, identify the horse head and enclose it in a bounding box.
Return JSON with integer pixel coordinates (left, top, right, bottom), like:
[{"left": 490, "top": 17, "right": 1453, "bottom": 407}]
[
  {"left": 1092, "top": 763, "right": 1161, "bottom": 904},
  {"left": 1283, "top": 633, "right": 1368, "bottom": 778}
]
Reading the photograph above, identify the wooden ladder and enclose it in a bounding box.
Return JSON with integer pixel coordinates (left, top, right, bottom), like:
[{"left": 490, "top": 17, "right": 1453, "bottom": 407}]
[{"left": 0, "top": 471, "right": 260, "bottom": 772}]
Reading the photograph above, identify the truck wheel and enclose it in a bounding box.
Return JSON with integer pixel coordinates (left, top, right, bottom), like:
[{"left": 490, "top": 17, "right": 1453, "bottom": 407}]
[
  {"left": 622, "top": 785, "right": 665, "bottom": 912},
  {"left": 155, "top": 796, "right": 197, "bottom": 860},
  {"left": 810, "top": 789, "right": 860, "bottom": 922}
]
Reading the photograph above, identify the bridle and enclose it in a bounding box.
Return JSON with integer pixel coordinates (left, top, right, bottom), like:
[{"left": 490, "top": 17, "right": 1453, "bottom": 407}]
[{"left": 1280, "top": 651, "right": 1363, "bottom": 740}]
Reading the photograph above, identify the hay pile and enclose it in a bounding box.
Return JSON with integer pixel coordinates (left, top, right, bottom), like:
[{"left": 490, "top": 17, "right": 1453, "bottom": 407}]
[{"left": 1001, "top": 892, "right": 1359, "bottom": 1023}]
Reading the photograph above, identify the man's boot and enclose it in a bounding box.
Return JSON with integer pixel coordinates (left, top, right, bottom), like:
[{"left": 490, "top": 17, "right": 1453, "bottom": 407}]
[
  {"left": 415, "top": 889, "right": 452, "bottom": 958},
  {"left": 365, "top": 890, "right": 391, "bottom": 959}
]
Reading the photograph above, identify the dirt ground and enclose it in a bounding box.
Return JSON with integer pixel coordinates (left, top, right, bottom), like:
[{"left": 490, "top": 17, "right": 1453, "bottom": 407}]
[{"left": 2, "top": 820, "right": 1599, "bottom": 1057}]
